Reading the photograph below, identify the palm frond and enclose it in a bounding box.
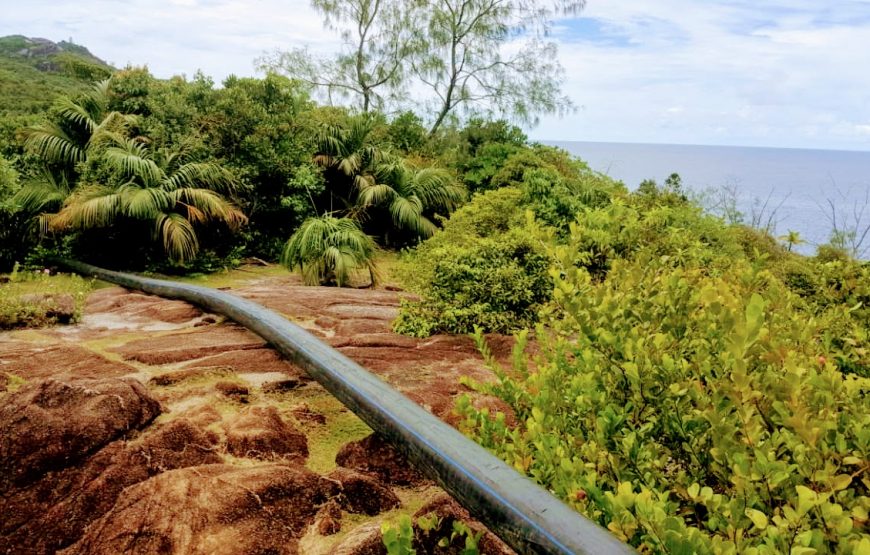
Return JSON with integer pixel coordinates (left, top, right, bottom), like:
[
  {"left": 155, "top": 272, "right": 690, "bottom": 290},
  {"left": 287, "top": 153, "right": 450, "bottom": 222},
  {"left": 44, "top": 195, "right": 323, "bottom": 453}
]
[
  {"left": 121, "top": 185, "right": 171, "bottom": 220},
  {"left": 13, "top": 170, "right": 72, "bottom": 213},
  {"left": 21, "top": 124, "right": 85, "bottom": 166},
  {"left": 50, "top": 185, "right": 122, "bottom": 231},
  {"left": 165, "top": 162, "right": 237, "bottom": 193},
  {"left": 88, "top": 112, "right": 135, "bottom": 150},
  {"left": 390, "top": 195, "right": 427, "bottom": 235},
  {"left": 54, "top": 96, "right": 97, "bottom": 134},
  {"left": 409, "top": 167, "right": 465, "bottom": 211},
  {"left": 154, "top": 212, "right": 199, "bottom": 264},
  {"left": 357, "top": 183, "right": 395, "bottom": 207},
  {"left": 91, "top": 78, "right": 112, "bottom": 99},
  {"left": 168, "top": 188, "right": 247, "bottom": 229},
  {"left": 105, "top": 142, "right": 164, "bottom": 186}
]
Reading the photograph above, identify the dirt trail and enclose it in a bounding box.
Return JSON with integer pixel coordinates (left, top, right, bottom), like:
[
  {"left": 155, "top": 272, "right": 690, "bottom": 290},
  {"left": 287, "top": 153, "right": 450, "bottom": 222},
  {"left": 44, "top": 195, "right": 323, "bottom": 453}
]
[{"left": 0, "top": 267, "right": 516, "bottom": 554}]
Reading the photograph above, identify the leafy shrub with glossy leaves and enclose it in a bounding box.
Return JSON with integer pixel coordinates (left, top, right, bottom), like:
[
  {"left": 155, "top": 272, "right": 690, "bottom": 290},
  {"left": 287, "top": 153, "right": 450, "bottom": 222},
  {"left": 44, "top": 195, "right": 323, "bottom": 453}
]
[
  {"left": 393, "top": 227, "right": 550, "bottom": 336},
  {"left": 458, "top": 226, "right": 870, "bottom": 554}
]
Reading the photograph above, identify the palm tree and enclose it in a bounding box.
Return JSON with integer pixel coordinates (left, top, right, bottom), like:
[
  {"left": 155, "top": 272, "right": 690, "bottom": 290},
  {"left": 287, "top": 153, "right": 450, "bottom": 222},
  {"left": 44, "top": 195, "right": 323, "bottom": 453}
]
[
  {"left": 314, "top": 113, "right": 392, "bottom": 211},
  {"left": 357, "top": 161, "right": 465, "bottom": 239},
  {"left": 281, "top": 215, "right": 378, "bottom": 286},
  {"left": 16, "top": 79, "right": 135, "bottom": 214},
  {"left": 778, "top": 230, "right": 804, "bottom": 252},
  {"left": 46, "top": 138, "right": 246, "bottom": 264}
]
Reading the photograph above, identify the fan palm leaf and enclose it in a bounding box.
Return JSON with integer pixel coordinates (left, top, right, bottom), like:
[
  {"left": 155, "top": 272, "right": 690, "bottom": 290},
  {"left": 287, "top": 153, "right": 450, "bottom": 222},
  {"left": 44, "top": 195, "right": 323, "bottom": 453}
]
[{"left": 282, "top": 216, "right": 378, "bottom": 287}]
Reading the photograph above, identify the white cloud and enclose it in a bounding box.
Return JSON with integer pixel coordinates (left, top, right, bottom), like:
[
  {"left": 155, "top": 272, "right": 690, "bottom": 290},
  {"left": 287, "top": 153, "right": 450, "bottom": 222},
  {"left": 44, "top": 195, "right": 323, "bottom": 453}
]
[
  {"left": 530, "top": 0, "right": 870, "bottom": 150},
  {"left": 1, "top": 0, "right": 869, "bottom": 149}
]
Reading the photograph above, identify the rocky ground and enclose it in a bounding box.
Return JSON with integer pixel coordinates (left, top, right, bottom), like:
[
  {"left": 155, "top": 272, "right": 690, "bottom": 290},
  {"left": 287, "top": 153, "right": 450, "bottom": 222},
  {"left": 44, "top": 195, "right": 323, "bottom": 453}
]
[{"left": 0, "top": 266, "right": 518, "bottom": 554}]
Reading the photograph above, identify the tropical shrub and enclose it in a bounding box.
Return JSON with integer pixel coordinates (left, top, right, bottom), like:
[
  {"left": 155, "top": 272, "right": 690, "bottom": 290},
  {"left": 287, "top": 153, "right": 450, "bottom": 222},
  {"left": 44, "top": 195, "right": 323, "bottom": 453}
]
[
  {"left": 393, "top": 228, "right": 550, "bottom": 336},
  {"left": 44, "top": 138, "right": 246, "bottom": 265},
  {"left": 281, "top": 215, "right": 378, "bottom": 287},
  {"left": 458, "top": 243, "right": 870, "bottom": 553},
  {"left": 0, "top": 267, "right": 92, "bottom": 329}
]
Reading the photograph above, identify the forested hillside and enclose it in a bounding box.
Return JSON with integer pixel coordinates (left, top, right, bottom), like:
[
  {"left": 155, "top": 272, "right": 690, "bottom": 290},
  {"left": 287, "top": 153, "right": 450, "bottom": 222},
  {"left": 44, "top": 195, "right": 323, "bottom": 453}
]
[{"left": 0, "top": 35, "right": 112, "bottom": 155}]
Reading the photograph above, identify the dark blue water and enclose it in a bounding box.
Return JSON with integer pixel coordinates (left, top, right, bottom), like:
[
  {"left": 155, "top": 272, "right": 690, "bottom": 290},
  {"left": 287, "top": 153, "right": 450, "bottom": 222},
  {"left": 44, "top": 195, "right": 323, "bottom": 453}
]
[{"left": 549, "top": 141, "right": 870, "bottom": 257}]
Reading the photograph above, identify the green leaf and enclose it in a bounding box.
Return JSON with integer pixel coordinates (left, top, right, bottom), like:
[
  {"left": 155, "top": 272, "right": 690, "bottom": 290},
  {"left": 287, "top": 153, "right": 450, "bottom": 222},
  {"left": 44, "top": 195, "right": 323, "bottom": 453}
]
[
  {"left": 745, "top": 508, "right": 768, "bottom": 530},
  {"left": 831, "top": 474, "right": 852, "bottom": 492}
]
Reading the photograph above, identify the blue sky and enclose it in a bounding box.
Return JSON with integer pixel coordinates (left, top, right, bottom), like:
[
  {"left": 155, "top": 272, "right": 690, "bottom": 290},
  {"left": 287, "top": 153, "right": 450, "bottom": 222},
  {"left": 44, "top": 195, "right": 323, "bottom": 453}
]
[{"left": 2, "top": 0, "right": 870, "bottom": 150}]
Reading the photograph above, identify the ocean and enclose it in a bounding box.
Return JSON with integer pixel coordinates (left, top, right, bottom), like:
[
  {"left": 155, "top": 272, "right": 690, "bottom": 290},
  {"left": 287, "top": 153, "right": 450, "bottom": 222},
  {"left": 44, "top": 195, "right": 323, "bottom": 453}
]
[{"left": 548, "top": 141, "right": 870, "bottom": 258}]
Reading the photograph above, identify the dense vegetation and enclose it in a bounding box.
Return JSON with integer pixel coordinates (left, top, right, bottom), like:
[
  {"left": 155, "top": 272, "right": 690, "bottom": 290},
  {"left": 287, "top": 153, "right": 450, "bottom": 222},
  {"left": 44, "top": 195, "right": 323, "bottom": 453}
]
[
  {"left": 1, "top": 32, "right": 868, "bottom": 554},
  {"left": 405, "top": 174, "right": 870, "bottom": 554},
  {"left": 0, "top": 265, "right": 91, "bottom": 329}
]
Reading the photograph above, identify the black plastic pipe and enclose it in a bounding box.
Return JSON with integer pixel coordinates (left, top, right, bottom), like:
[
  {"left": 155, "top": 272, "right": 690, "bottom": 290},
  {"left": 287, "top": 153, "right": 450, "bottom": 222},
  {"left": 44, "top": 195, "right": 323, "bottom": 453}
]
[{"left": 57, "top": 259, "right": 633, "bottom": 555}]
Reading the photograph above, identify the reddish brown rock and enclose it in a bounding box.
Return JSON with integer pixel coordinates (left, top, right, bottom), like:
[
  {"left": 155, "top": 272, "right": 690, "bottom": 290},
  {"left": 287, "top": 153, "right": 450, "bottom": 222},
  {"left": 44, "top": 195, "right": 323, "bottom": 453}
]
[
  {"left": 328, "top": 467, "right": 401, "bottom": 516},
  {"left": 149, "top": 366, "right": 235, "bottom": 386},
  {"left": 291, "top": 403, "right": 327, "bottom": 425},
  {"left": 0, "top": 418, "right": 220, "bottom": 553},
  {"left": 215, "top": 381, "right": 249, "bottom": 402},
  {"left": 85, "top": 287, "right": 203, "bottom": 324},
  {"left": 179, "top": 404, "right": 223, "bottom": 428},
  {"left": 336, "top": 433, "right": 423, "bottom": 486},
  {"left": 0, "top": 378, "right": 161, "bottom": 487},
  {"left": 183, "top": 347, "right": 312, "bottom": 380},
  {"left": 262, "top": 378, "right": 304, "bottom": 393},
  {"left": 332, "top": 522, "right": 387, "bottom": 555},
  {"left": 110, "top": 324, "right": 264, "bottom": 365},
  {"left": 0, "top": 342, "right": 137, "bottom": 381},
  {"left": 225, "top": 406, "right": 308, "bottom": 462},
  {"left": 61, "top": 463, "right": 339, "bottom": 555},
  {"left": 315, "top": 499, "right": 343, "bottom": 535}
]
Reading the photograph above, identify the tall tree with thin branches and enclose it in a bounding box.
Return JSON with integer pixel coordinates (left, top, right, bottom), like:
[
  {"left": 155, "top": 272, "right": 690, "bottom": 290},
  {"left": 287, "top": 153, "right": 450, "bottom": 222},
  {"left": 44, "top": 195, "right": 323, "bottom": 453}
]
[
  {"left": 259, "top": 0, "right": 417, "bottom": 112},
  {"left": 416, "top": 0, "right": 584, "bottom": 134}
]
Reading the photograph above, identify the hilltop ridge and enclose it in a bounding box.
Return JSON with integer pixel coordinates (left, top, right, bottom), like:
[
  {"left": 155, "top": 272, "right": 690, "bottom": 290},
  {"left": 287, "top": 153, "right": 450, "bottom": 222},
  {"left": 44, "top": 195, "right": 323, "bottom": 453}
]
[{"left": 0, "top": 35, "right": 114, "bottom": 154}]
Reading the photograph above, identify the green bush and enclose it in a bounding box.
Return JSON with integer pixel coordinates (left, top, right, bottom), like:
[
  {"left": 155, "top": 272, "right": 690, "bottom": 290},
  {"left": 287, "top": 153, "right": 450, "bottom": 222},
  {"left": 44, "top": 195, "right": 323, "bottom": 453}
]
[
  {"left": 394, "top": 228, "right": 550, "bottom": 336},
  {"left": 458, "top": 246, "right": 870, "bottom": 554},
  {"left": 0, "top": 268, "right": 92, "bottom": 329}
]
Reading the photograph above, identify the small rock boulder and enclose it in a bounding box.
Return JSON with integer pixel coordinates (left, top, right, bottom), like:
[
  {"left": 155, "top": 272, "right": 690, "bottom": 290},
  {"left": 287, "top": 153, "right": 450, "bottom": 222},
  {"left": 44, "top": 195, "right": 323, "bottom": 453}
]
[
  {"left": 291, "top": 402, "right": 326, "bottom": 425},
  {"left": 328, "top": 467, "right": 401, "bottom": 516},
  {"left": 262, "top": 378, "right": 303, "bottom": 394},
  {"left": 225, "top": 406, "right": 308, "bottom": 462},
  {"left": 314, "top": 499, "right": 343, "bottom": 536},
  {"left": 62, "top": 463, "right": 339, "bottom": 555},
  {"left": 0, "top": 418, "right": 220, "bottom": 553},
  {"left": 336, "top": 433, "right": 423, "bottom": 486},
  {"left": 215, "top": 380, "right": 249, "bottom": 402},
  {"left": 413, "top": 494, "right": 515, "bottom": 555},
  {"left": 332, "top": 522, "right": 387, "bottom": 555}
]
